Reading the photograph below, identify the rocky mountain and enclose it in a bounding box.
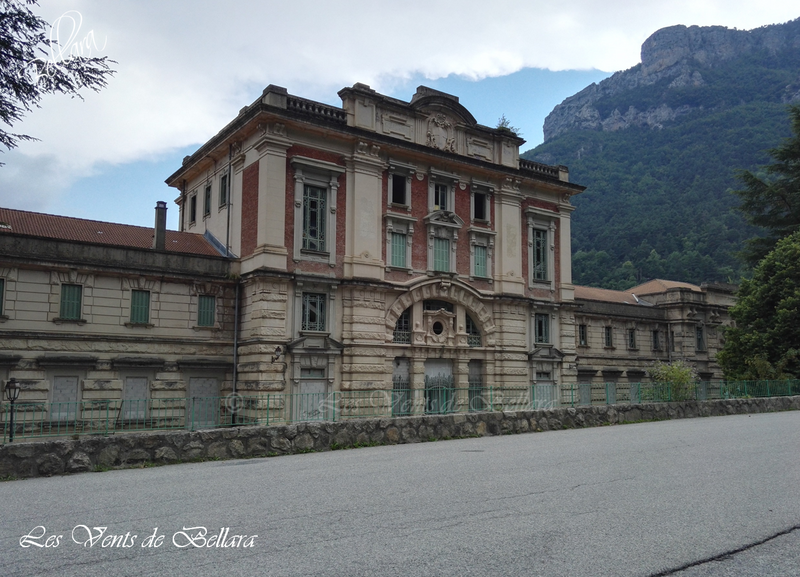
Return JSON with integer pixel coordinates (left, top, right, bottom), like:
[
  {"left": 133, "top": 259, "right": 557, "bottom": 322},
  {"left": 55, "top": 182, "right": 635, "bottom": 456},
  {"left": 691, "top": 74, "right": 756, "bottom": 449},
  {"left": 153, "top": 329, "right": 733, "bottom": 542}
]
[
  {"left": 543, "top": 20, "right": 800, "bottom": 142},
  {"left": 524, "top": 18, "right": 800, "bottom": 289}
]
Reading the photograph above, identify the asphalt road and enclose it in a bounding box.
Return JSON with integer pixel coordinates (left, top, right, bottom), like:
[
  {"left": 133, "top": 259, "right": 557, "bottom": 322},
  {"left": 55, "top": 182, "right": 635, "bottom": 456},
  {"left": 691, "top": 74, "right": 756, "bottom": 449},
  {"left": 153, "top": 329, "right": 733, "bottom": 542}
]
[{"left": 1, "top": 411, "right": 799, "bottom": 576}]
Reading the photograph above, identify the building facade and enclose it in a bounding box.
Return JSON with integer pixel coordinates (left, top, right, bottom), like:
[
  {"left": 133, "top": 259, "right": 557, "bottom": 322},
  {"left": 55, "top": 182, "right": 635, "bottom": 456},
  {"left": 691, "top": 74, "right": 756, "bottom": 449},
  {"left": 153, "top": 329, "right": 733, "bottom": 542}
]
[
  {"left": 165, "top": 83, "right": 583, "bottom": 407},
  {"left": 0, "top": 205, "right": 236, "bottom": 418},
  {"left": 0, "top": 83, "right": 734, "bottom": 417}
]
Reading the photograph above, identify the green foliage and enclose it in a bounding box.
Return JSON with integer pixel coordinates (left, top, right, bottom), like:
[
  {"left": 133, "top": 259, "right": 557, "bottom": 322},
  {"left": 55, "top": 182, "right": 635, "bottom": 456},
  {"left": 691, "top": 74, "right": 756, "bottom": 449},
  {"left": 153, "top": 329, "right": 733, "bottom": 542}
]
[
  {"left": 732, "top": 104, "right": 800, "bottom": 264},
  {"left": 523, "top": 47, "right": 798, "bottom": 288},
  {"left": 647, "top": 360, "right": 698, "bottom": 401},
  {"left": 0, "top": 0, "right": 115, "bottom": 157},
  {"left": 496, "top": 114, "right": 521, "bottom": 136},
  {"left": 718, "top": 231, "right": 800, "bottom": 379}
]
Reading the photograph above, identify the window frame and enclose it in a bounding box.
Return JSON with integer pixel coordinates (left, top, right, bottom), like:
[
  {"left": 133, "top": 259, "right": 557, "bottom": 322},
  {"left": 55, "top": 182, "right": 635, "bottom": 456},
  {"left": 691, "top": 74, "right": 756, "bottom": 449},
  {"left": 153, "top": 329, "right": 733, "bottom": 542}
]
[
  {"left": 526, "top": 209, "right": 557, "bottom": 288},
  {"left": 393, "top": 308, "right": 411, "bottom": 344},
  {"left": 473, "top": 244, "right": 487, "bottom": 278},
  {"left": 696, "top": 325, "right": 706, "bottom": 351},
  {"left": 466, "top": 314, "right": 481, "bottom": 347},
  {"left": 390, "top": 232, "right": 407, "bottom": 268},
  {"left": 189, "top": 194, "right": 197, "bottom": 225},
  {"left": 291, "top": 156, "right": 343, "bottom": 267},
  {"left": 652, "top": 330, "right": 661, "bottom": 351},
  {"left": 59, "top": 283, "right": 83, "bottom": 320},
  {"left": 197, "top": 295, "right": 216, "bottom": 327},
  {"left": 302, "top": 184, "right": 327, "bottom": 253},
  {"left": 433, "top": 183, "right": 449, "bottom": 211},
  {"left": 433, "top": 237, "right": 450, "bottom": 272},
  {"left": 203, "top": 183, "right": 212, "bottom": 217},
  {"left": 130, "top": 289, "right": 150, "bottom": 325},
  {"left": 0, "top": 277, "right": 4, "bottom": 317},
  {"left": 390, "top": 173, "right": 408, "bottom": 207},
  {"left": 604, "top": 326, "right": 614, "bottom": 348},
  {"left": 427, "top": 172, "right": 457, "bottom": 214},
  {"left": 627, "top": 328, "right": 637, "bottom": 350},
  {"left": 534, "top": 313, "right": 550, "bottom": 345},
  {"left": 219, "top": 173, "right": 229, "bottom": 207},
  {"left": 301, "top": 292, "right": 328, "bottom": 333},
  {"left": 385, "top": 213, "right": 416, "bottom": 272},
  {"left": 469, "top": 229, "right": 495, "bottom": 281}
]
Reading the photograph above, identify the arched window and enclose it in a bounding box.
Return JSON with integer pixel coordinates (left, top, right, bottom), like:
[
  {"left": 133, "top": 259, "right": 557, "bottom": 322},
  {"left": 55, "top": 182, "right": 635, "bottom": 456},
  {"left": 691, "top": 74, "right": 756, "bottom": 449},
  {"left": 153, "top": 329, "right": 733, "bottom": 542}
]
[
  {"left": 466, "top": 314, "right": 481, "bottom": 347},
  {"left": 393, "top": 308, "right": 411, "bottom": 344}
]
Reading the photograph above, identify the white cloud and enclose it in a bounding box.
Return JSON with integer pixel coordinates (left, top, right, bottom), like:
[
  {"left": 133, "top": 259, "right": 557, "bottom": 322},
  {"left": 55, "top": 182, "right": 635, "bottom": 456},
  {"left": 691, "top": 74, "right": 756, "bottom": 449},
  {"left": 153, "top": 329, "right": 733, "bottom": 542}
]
[{"left": 1, "top": 0, "right": 798, "bottom": 213}]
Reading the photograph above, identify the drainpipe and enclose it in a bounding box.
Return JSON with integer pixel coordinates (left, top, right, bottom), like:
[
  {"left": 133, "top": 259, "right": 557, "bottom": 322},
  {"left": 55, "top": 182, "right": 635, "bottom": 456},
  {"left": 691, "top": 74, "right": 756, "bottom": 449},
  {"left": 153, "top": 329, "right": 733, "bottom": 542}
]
[
  {"left": 231, "top": 279, "right": 241, "bottom": 425},
  {"left": 226, "top": 144, "right": 233, "bottom": 256},
  {"left": 233, "top": 280, "right": 241, "bottom": 393}
]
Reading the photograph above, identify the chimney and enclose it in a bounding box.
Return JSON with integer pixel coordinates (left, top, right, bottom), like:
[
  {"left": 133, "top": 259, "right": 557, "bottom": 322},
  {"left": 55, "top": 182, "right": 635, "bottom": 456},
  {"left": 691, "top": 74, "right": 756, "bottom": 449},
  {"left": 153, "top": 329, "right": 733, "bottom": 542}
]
[{"left": 153, "top": 201, "right": 167, "bottom": 250}]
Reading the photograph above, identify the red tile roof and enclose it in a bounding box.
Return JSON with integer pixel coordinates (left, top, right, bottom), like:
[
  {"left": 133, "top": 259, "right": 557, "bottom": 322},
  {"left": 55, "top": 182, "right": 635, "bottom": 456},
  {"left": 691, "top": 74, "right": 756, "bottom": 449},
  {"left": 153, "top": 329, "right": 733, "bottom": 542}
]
[
  {"left": 0, "top": 207, "right": 221, "bottom": 257},
  {"left": 629, "top": 279, "right": 701, "bottom": 295},
  {"left": 574, "top": 286, "right": 645, "bottom": 305}
]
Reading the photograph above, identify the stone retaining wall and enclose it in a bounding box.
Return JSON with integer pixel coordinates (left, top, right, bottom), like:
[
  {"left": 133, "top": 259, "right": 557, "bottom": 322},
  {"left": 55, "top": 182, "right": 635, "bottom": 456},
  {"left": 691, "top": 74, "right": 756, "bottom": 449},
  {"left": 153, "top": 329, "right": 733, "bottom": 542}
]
[{"left": 2, "top": 396, "right": 799, "bottom": 479}]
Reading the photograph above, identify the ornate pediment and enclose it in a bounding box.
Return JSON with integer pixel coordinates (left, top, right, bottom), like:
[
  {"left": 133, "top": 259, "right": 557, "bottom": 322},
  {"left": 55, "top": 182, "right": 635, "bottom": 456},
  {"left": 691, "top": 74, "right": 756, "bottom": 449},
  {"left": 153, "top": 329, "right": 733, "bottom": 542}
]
[{"left": 423, "top": 210, "right": 464, "bottom": 228}]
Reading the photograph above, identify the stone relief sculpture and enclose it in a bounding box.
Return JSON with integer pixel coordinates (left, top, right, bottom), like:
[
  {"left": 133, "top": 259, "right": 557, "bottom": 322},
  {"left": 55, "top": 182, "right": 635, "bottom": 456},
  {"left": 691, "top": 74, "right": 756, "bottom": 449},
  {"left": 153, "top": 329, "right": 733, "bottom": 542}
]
[{"left": 426, "top": 113, "right": 456, "bottom": 153}]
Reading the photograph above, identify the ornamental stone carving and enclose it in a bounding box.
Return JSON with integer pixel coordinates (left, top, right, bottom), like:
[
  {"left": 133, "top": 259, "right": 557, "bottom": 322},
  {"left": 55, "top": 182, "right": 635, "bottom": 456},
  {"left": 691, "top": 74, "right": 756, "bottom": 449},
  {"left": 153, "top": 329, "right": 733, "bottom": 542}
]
[{"left": 426, "top": 114, "right": 456, "bottom": 153}]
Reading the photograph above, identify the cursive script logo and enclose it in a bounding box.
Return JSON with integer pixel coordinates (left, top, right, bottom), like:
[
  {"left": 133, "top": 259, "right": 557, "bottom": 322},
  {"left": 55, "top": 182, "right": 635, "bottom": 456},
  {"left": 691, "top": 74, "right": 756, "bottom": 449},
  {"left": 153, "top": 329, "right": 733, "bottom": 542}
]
[{"left": 27, "top": 10, "right": 108, "bottom": 85}]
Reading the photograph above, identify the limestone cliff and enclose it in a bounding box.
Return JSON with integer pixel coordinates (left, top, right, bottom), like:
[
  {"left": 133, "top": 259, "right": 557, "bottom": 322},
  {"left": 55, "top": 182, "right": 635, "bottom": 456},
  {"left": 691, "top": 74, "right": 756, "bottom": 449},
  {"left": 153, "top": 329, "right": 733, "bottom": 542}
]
[{"left": 543, "top": 18, "right": 800, "bottom": 141}]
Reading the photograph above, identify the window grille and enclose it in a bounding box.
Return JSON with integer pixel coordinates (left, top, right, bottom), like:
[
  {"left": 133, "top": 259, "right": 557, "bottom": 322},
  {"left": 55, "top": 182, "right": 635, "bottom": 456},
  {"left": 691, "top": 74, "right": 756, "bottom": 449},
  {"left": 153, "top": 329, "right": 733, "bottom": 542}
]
[
  {"left": 302, "top": 185, "right": 327, "bottom": 252},
  {"left": 393, "top": 308, "right": 411, "bottom": 344},
  {"left": 532, "top": 229, "right": 547, "bottom": 281},
  {"left": 302, "top": 293, "right": 327, "bottom": 332}
]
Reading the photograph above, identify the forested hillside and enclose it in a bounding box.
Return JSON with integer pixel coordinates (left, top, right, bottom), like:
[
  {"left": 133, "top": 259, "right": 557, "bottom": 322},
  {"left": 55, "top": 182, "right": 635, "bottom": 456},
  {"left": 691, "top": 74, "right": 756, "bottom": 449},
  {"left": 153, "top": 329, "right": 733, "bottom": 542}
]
[{"left": 523, "top": 19, "right": 800, "bottom": 289}]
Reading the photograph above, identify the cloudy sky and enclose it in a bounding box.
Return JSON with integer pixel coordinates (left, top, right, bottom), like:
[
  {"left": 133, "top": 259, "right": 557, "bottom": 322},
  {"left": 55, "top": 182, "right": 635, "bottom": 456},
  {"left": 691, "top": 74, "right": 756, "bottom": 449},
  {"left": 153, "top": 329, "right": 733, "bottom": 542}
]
[{"left": 1, "top": 0, "right": 798, "bottom": 229}]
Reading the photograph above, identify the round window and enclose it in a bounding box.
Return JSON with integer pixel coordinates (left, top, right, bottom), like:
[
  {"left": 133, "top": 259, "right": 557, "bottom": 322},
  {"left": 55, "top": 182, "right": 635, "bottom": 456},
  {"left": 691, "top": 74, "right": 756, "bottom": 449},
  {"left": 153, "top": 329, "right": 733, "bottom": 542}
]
[{"left": 432, "top": 321, "right": 444, "bottom": 335}]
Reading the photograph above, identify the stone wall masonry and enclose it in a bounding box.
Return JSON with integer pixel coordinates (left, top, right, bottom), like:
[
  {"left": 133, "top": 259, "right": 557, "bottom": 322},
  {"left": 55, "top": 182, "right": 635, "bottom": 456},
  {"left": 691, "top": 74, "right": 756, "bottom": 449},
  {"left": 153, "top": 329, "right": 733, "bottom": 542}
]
[{"left": 2, "top": 396, "right": 799, "bottom": 480}]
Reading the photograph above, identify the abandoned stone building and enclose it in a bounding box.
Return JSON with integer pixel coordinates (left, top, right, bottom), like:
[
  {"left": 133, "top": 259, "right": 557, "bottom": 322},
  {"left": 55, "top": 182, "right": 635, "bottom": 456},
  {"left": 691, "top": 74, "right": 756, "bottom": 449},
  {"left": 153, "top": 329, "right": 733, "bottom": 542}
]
[{"left": 0, "top": 83, "right": 734, "bottom": 415}]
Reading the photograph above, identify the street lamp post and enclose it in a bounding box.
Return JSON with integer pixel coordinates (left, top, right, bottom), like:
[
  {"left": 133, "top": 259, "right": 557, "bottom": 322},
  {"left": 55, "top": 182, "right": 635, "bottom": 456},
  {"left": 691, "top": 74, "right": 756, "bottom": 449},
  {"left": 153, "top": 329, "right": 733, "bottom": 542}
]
[{"left": 4, "top": 378, "right": 20, "bottom": 443}]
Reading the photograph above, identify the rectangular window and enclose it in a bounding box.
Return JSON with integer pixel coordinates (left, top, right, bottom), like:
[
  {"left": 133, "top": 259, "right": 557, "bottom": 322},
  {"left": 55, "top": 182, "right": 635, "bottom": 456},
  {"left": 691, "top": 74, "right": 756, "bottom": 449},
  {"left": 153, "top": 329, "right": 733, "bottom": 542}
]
[
  {"left": 532, "top": 229, "right": 548, "bottom": 281},
  {"left": 0, "top": 277, "right": 4, "bottom": 316},
  {"left": 391, "top": 232, "right": 407, "bottom": 268},
  {"left": 628, "top": 328, "right": 637, "bottom": 349},
  {"left": 578, "top": 324, "right": 587, "bottom": 346},
  {"left": 198, "top": 295, "right": 215, "bottom": 327},
  {"left": 130, "top": 290, "right": 150, "bottom": 324},
  {"left": 302, "top": 185, "right": 327, "bottom": 252},
  {"left": 189, "top": 195, "right": 197, "bottom": 224},
  {"left": 433, "top": 237, "right": 450, "bottom": 272},
  {"left": 652, "top": 330, "right": 661, "bottom": 350},
  {"left": 219, "top": 173, "right": 228, "bottom": 206},
  {"left": 534, "top": 313, "right": 550, "bottom": 344},
  {"left": 474, "top": 193, "right": 487, "bottom": 220},
  {"left": 670, "top": 330, "right": 676, "bottom": 352},
  {"left": 203, "top": 184, "right": 211, "bottom": 216},
  {"left": 474, "top": 245, "right": 487, "bottom": 277},
  {"left": 60, "top": 284, "right": 82, "bottom": 320},
  {"left": 391, "top": 174, "right": 406, "bottom": 205},
  {"left": 302, "top": 293, "right": 327, "bottom": 332},
  {"left": 434, "top": 183, "right": 448, "bottom": 211},
  {"left": 696, "top": 326, "right": 705, "bottom": 351},
  {"left": 604, "top": 326, "right": 613, "bottom": 348}
]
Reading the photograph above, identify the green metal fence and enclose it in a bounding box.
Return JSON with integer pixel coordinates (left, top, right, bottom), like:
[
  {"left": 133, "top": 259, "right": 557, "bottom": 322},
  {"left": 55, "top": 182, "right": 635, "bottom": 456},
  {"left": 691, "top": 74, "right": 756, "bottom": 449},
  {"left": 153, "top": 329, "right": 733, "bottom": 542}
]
[
  {"left": 563, "top": 379, "right": 800, "bottom": 407},
  {"left": 2, "top": 380, "right": 798, "bottom": 442}
]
